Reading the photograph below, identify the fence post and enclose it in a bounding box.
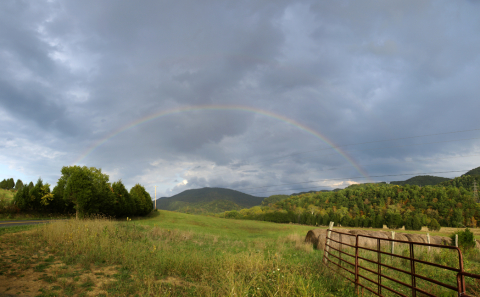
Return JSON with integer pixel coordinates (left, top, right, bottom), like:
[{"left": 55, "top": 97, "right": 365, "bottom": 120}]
[
  {"left": 324, "top": 221, "right": 334, "bottom": 264},
  {"left": 455, "top": 234, "right": 458, "bottom": 248},
  {"left": 391, "top": 231, "right": 395, "bottom": 257},
  {"left": 427, "top": 233, "right": 430, "bottom": 252}
]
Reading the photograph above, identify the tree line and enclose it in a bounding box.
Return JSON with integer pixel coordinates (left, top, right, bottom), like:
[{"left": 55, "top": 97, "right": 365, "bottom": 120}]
[
  {"left": 11, "top": 166, "right": 153, "bottom": 218},
  {"left": 0, "top": 178, "right": 25, "bottom": 190},
  {"left": 224, "top": 175, "right": 480, "bottom": 231}
]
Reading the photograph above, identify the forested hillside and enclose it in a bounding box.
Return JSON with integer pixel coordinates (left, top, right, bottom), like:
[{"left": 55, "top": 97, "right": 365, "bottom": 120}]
[
  {"left": 390, "top": 175, "right": 451, "bottom": 186},
  {"left": 154, "top": 187, "right": 264, "bottom": 214},
  {"left": 462, "top": 166, "right": 480, "bottom": 177},
  {"left": 225, "top": 181, "right": 480, "bottom": 230}
]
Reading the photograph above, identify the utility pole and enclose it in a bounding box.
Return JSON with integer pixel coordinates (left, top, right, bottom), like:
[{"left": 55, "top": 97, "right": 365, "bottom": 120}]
[
  {"left": 154, "top": 185, "right": 157, "bottom": 209},
  {"left": 474, "top": 179, "right": 478, "bottom": 203}
]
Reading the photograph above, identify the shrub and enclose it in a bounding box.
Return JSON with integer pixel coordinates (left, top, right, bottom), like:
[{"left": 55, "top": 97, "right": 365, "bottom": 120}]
[{"left": 450, "top": 228, "right": 476, "bottom": 250}]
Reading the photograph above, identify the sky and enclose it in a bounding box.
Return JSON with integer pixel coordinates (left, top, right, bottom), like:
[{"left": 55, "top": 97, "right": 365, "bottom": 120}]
[{"left": 1, "top": 0, "right": 480, "bottom": 199}]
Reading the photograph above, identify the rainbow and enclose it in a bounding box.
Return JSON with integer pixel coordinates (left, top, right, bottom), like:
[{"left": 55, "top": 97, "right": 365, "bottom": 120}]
[{"left": 73, "top": 104, "right": 371, "bottom": 181}]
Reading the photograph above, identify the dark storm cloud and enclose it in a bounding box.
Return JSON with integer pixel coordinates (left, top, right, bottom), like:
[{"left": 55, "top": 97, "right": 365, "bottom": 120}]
[{"left": 1, "top": 0, "right": 480, "bottom": 198}]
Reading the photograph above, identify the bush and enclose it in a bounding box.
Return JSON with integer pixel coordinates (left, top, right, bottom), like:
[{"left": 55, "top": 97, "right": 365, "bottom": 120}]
[
  {"left": 428, "top": 218, "right": 441, "bottom": 231},
  {"left": 450, "top": 228, "right": 476, "bottom": 250}
]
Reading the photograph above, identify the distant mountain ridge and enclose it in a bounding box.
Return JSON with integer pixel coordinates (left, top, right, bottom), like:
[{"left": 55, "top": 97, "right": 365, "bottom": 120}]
[
  {"left": 390, "top": 175, "right": 450, "bottom": 186},
  {"left": 154, "top": 187, "right": 264, "bottom": 214},
  {"left": 462, "top": 166, "right": 480, "bottom": 177}
]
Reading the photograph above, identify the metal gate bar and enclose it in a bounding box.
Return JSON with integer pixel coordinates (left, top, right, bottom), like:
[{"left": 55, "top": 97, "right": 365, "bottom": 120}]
[{"left": 322, "top": 229, "right": 480, "bottom": 296}]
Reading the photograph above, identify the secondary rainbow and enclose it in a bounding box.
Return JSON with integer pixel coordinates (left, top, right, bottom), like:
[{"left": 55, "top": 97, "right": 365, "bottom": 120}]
[{"left": 73, "top": 104, "right": 371, "bottom": 181}]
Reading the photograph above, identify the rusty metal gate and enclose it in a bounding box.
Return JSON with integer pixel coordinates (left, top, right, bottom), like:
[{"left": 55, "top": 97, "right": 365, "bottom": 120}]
[{"left": 322, "top": 229, "right": 480, "bottom": 296}]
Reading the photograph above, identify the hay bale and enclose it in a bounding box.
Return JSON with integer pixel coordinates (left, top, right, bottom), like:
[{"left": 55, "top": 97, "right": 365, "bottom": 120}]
[
  {"left": 305, "top": 229, "right": 325, "bottom": 248},
  {"left": 309, "top": 228, "right": 351, "bottom": 250},
  {"left": 404, "top": 233, "right": 428, "bottom": 243},
  {"left": 430, "top": 235, "right": 450, "bottom": 246}
]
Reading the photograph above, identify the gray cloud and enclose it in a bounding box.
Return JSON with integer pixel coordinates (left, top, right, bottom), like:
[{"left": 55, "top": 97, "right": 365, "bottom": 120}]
[{"left": 1, "top": 0, "right": 480, "bottom": 198}]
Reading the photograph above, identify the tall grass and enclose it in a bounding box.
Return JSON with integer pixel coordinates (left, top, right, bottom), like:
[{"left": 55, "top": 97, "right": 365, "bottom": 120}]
[{"left": 23, "top": 216, "right": 355, "bottom": 296}]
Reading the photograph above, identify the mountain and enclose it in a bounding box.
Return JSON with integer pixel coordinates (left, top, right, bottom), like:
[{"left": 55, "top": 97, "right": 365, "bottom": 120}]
[
  {"left": 153, "top": 187, "right": 265, "bottom": 214},
  {"left": 463, "top": 166, "right": 480, "bottom": 177},
  {"left": 389, "top": 175, "right": 450, "bottom": 186}
]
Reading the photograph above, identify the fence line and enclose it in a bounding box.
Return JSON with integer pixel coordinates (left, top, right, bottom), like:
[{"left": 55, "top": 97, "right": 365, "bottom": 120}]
[{"left": 322, "top": 228, "right": 480, "bottom": 296}]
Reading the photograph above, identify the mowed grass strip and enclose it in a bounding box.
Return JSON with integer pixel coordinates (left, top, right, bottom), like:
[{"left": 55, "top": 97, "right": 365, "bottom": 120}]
[{"left": 4, "top": 211, "right": 355, "bottom": 296}]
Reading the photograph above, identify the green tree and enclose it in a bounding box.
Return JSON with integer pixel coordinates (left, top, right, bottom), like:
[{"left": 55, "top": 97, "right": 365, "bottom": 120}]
[
  {"left": 112, "top": 180, "right": 130, "bottom": 217},
  {"left": 5, "top": 178, "right": 15, "bottom": 189},
  {"left": 0, "top": 179, "right": 6, "bottom": 189},
  {"left": 55, "top": 166, "right": 115, "bottom": 218},
  {"left": 129, "top": 184, "right": 152, "bottom": 216},
  {"left": 428, "top": 218, "right": 441, "bottom": 231},
  {"left": 14, "top": 179, "right": 23, "bottom": 190},
  {"left": 29, "top": 178, "right": 45, "bottom": 210},
  {"left": 64, "top": 168, "right": 95, "bottom": 219},
  {"left": 261, "top": 195, "right": 289, "bottom": 206},
  {"left": 13, "top": 185, "right": 30, "bottom": 210}
]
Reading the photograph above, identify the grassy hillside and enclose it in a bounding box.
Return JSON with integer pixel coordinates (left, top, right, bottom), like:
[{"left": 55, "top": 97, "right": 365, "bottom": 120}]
[
  {"left": 0, "top": 188, "right": 15, "bottom": 202},
  {"left": 154, "top": 187, "right": 264, "bottom": 214},
  {"left": 390, "top": 175, "right": 451, "bottom": 186}
]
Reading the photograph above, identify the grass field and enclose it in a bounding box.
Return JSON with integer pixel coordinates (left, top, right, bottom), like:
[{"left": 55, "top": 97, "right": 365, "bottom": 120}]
[{"left": 0, "top": 211, "right": 479, "bottom": 296}]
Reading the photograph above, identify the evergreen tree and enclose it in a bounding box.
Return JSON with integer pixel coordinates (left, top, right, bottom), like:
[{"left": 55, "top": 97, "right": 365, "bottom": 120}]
[
  {"left": 428, "top": 218, "right": 441, "bottom": 231},
  {"left": 15, "top": 179, "right": 23, "bottom": 190},
  {"left": 7, "top": 178, "right": 15, "bottom": 189},
  {"left": 13, "top": 186, "right": 30, "bottom": 210},
  {"left": 0, "top": 179, "right": 6, "bottom": 189}
]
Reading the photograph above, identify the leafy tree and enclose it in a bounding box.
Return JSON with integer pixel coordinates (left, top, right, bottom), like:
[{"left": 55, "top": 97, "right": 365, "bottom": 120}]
[
  {"left": 28, "top": 181, "right": 34, "bottom": 190},
  {"left": 404, "top": 214, "right": 422, "bottom": 230},
  {"left": 64, "top": 168, "right": 95, "bottom": 219},
  {"left": 112, "top": 180, "right": 130, "bottom": 217},
  {"left": 129, "top": 184, "right": 152, "bottom": 216},
  {"left": 54, "top": 166, "right": 118, "bottom": 218},
  {"left": 261, "top": 195, "right": 289, "bottom": 206},
  {"left": 428, "top": 218, "right": 441, "bottom": 231},
  {"left": 15, "top": 179, "right": 23, "bottom": 190}
]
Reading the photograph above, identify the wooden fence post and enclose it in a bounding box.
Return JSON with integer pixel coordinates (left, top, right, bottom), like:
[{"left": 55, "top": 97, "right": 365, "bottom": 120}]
[
  {"left": 455, "top": 234, "right": 458, "bottom": 248},
  {"left": 324, "top": 221, "right": 334, "bottom": 264},
  {"left": 427, "top": 233, "right": 430, "bottom": 252},
  {"left": 391, "top": 231, "right": 395, "bottom": 256}
]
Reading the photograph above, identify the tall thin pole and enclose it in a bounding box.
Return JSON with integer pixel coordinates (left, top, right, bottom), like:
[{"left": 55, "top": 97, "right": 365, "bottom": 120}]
[
  {"left": 474, "top": 179, "right": 478, "bottom": 203},
  {"left": 154, "top": 185, "right": 157, "bottom": 209}
]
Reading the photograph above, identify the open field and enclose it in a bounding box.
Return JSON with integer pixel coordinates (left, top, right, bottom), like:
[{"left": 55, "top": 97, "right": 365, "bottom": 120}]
[
  {"left": 0, "top": 211, "right": 355, "bottom": 296},
  {"left": 0, "top": 211, "right": 479, "bottom": 296}
]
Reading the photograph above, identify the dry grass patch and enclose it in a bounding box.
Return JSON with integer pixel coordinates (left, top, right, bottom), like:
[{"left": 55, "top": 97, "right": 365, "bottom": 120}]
[{"left": 0, "top": 230, "right": 119, "bottom": 297}]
